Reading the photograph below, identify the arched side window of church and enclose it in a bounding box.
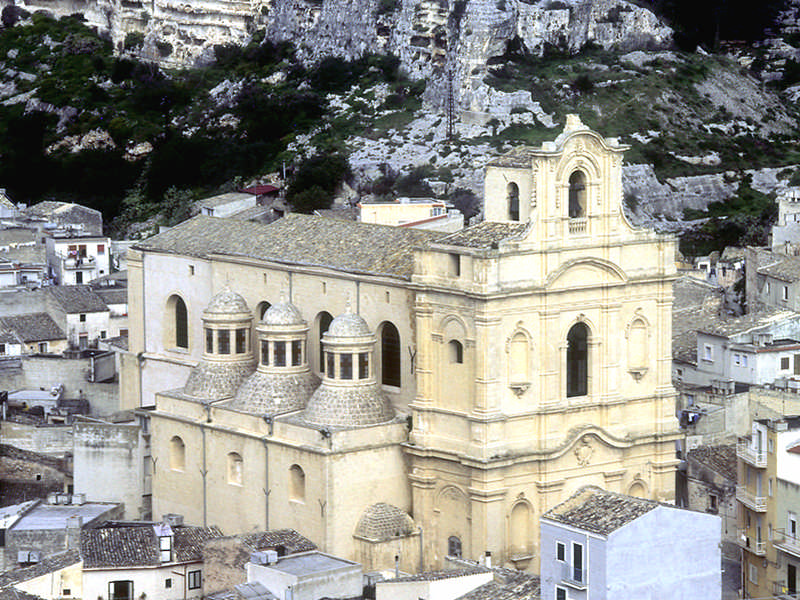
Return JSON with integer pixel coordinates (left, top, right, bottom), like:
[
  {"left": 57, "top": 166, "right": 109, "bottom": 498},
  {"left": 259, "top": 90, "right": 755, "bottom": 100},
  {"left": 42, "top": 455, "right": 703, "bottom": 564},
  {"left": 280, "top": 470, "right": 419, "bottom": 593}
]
[
  {"left": 507, "top": 182, "right": 520, "bottom": 221},
  {"left": 509, "top": 502, "right": 531, "bottom": 555},
  {"left": 380, "top": 322, "right": 401, "bottom": 388},
  {"left": 289, "top": 464, "right": 305, "bottom": 502},
  {"left": 257, "top": 301, "right": 271, "bottom": 321},
  {"left": 170, "top": 436, "right": 185, "bottom": 471},
  {"left": 166, "top": 295, "right": 189, "bottom": 350},
  {"left": 509, "top": 332, "right": 529, "bottom": 384},
  {"left": 628, "top": 318, "right": 648, "bottom": 371},
  {"left": 227, "top": 452, "right": 243, "bottom": 486},
  {"left": 568, "top": 171, "right": 587, "bottom": 219},
  {"left": 316, "top": 312, "right": 333, "bottom": 375},
  {"left": 447, "top": 536, "right": 462, "bottom": 558},
  {"left": 448, "top": 340, "right": 464, "bottom": 364},
  {"left": 566, "top": 322, "right": 589, "bottom": 398}
]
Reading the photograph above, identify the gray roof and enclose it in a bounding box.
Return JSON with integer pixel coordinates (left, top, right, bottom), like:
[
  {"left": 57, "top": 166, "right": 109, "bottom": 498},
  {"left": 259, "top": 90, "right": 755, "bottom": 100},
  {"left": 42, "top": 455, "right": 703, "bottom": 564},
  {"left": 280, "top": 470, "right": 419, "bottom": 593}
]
[
  {"left": 234, "top": 582, "right": 277, "bottom": 600},
  {"left": 687, "top": 444, "right": 737, "bottom": 481},
  {"left": 262, "top": 301, "right": 304, "bottom": 326},
  {"left": 239, "top": 529, "right": 317, "bottom": 555},
  {"left": 697, "top": 308, "right": 797, "bottom": 338},
  {"left": 198, "top": 192, "right": 252, "bottom": 208},
  {"left": 303, "top": 382, "right": 394, "bottom": 428},
  {"left": 12, "top": 503, "right": 119, "bottom": 531},
  {"left": 757, "top": 253, "right": 800, "bottom": 282},
  {"left": 0, "top": 313, "right": 65, "bottom": 342},
  {"left": 486, "top": 146, "right": 535, "bottom": 168},
  {"left": 354, "top": 503, "right": 415, "bottom": 541},
  {"left": 135, "top": 214, "right": 443, "bottom": 280},
  {"left": 0, "top": 550, "right": 80, "bottom": 590},
  {"left": 267, "top": 552, "right": 357, "bottom": 576},
  {"left": 438, "top": 222, "right": 528, "bottom": 249},
  {"left": 0, "top": 228, "right": 38, "bottom": 245},
  {"left": 184, "top": 361, "right": 255, "bottom": 401},
  {"left": 94, "top": 289, "right": 127, "bottom": 306},
  {"left": 205, "top": 287, "right": 250, "bottom": 315},
  {"left": 455, "top": 569, "right": 541, "bottom": 600},
  {"left": 391, "top": 566, "right": 490, "bottom": 583},
  {"left": 228, "top": 369, "right": 319, "bottom": 415},
  {"left": 47, "top": 285, "right": 108, "bottom": 314},
  {"left": 90, "top": 270, "right": 128, "bottom": 286},
  {"left": 542, "top": 486, "right": 659, "bottom": 536},
  {"left": 22, "top": 202, "right": 102, "bottom": 235},
  {"left": 0, "top": 245, "right": 46, "bottom": 265},
  {"left": 81, "top": 524, "right": 223, "bottom": 568}
]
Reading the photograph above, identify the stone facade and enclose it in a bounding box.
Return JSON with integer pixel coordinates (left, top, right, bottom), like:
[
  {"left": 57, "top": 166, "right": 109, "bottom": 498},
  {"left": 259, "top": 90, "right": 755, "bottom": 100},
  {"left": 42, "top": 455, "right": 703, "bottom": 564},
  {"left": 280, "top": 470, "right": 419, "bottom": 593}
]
[{"left": 124, "top": 115, "right": 679, "bottom": 572}]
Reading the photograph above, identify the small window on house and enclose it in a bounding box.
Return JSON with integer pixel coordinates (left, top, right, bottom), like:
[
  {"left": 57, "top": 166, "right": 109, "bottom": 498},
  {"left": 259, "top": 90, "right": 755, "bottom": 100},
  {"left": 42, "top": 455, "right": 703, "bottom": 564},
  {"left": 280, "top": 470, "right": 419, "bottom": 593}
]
[
  {"left": 108, "top": 580, "right": 133, "bottom": 600},
  {"left": 0, "top": 343, "right": 5, "bottom": 355},
  {"left": 159, "top": 536, "right": 172, "bottom": 562},
  {"left": 766, "top": 282, "right": 771, "bottom": 294},
  {"left": 189, "top": 265, "right": 195, "bottom": 276},
  {"left": 235, "top": 329, "right": 247, "bottom": 354},
  {"left": 556, "top": 541, "right": 566, "bottom": 562},
  {"left": 100, "top": 330, "right": 106, "bottom": 339},
  {"left": 507, "top": 182, "right": 520, "bottom": 221},
  {"left": 742, "top": 354, "right": 748, "bottom": 367},
  {"left": 769, "top": 438, "right": 774, "bottom": 453},
  {"left": 261, "top": 340, "right": 268, "bottom": 366},
  {"left": 709, "top": 494, "right": 718, "bottom": 512},
  {"left": 769, "top": 478, "right": 773, "bottom": 497},
  {"left": 449, "top": 253, "right": 461, "bottom": 277},
  {"left": 568, "top": 171, "right": 587, "bottom": 218},
  {"left": 449, "top": 340, "right": 464, "bottom": 364},
  {"left": 120, "top": 329, "right": 128, "bottom": 338},
  {"left": 289, "top": 464, "right": 305, "bottom": 502},
  {"left": 556, "top": 587, "right": 567, "bottom": 600},
  {"left": 381, "top": 322, "right": 401, "bottom": 387},
  {"left": 734, "top": 353, "right": 740, "bottom": 366},
  {"left": 783, "top": 356, "right": 791, "bottom": 370},
  {"left": 78, "top": 245, "right": 87, "bottom": 258},
  {"left": 79, "top": 314, "right": 86, "bottom": 322},
  {"left": 749, "top": 562, "right": 758, "bottom": 584},
  {"left": 168, "top": 295, "right": 189, "bottom": 350},
  {"left": 165, "top": 579, "right": 172, "bottom": 589},
  {"left": 75, "top": 272, "right": 83, "bottom": 284},
  {"left": 206, "top": 328, "right": 214, "bottom": 353},
  {"left": 97, "top": 244, "right": 105, "bottom": 254},
  {"left": 326, "top": 352, "right": 335, "bottom": 377},
  {"left": 38, "top": 342, "right": 47, "bottom": 353},
  {"left": 447, "top": 536, "right": 462, "bottom": 558},
  {"left": 62, "top": 590, "right": 70, "bottom": 597},
  {"left": 341, "top": 354, "right": 353, "bottom": 379},
  {"left": 567, "top": 323, "right": 589, "bottom": 397},
  {"left": 274, "top": 341, "right": 286, "bottom": 367},
  {"left": 784, "top": 285, "right": 790, "bottom": 301},
  {"left": 703, "top": 344, "right": 713, "bottom": 361},
  {"left": 218, "top": 330, "right": 230, "bottom": 354},
  {"left": 359, "top": 353, "right": 369, "bottom": 379},
  {"left": 187, "top": 570, "right": 201, "bottom": 590},
  {"left": 292, "top": 340, "right": 302, "bottom": 366},
  {"left": 227, "top": 452, "right": 243, "bottom": 486}
]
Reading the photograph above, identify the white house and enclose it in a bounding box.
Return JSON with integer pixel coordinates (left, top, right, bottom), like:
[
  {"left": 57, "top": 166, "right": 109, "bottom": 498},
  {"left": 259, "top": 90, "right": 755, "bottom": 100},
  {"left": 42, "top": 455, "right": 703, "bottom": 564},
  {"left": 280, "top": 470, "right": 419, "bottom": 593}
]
[{"left": 46, "top": 233, "right": 111, "bottom": 285}]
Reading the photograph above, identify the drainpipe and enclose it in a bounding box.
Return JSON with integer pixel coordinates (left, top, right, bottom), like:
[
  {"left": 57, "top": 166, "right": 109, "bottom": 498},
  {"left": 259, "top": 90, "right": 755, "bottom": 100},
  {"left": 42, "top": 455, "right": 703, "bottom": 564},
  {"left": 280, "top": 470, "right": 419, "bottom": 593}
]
[
  {"left": 418, "top": 527, "right": 424, "bottom": 573},
  {"left": 200, "top": 406, "right": 210, "bottom": 528}
]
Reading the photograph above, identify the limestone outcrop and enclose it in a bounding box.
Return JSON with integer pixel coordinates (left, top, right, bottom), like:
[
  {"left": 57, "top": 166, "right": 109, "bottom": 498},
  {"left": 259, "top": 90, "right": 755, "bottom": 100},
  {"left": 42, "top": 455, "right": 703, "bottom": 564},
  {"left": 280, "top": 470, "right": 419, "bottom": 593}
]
[{"left": 8, "top": 0, "right": 671, "bottom": 105}]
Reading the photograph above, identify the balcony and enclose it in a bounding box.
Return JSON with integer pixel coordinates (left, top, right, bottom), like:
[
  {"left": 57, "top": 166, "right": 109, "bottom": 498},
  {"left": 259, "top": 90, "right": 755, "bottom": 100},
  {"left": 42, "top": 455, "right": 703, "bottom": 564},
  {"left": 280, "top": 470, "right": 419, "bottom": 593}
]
[
  {"left": 560, "top": 562, "right": 587, "bottom": 589},
  {"left": 63, "top": 255, "right": 96, "bottom": 270},
  {"left": 738, "top": 529, "right": 766, "bottom": 555},
  {"left": 737, "top": 438, "right": 767, "bottom": 468},
  {"left": 774, "top": 530, "right": 800, "bottom": 559},
  {"left": 773, "top": 581, "right": 800, "bottom": 599},
  {"left": 736, "top": 485, "right": 767, "bottom": 512},
  {"left": 568, "top": 218, "right": 587, "bottom": 235}
]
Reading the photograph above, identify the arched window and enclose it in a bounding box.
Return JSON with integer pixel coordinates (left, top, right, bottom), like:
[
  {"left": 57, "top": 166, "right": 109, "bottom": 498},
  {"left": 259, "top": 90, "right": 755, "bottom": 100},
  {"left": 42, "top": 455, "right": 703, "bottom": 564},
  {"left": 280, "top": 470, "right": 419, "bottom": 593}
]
[
  {"left": 289, "top": 464, "right": 305, "bottom": 502},
  {"left": 257, "top": 301, "right": 271, "bottom": 320},
  {"left": 169, "top": 436, "right": 185, "bottom": 471},
  {"left": 166, "top": 295, "right": 189, "bottom": 350},
  {"left": 316, "top": 312, "right": 333, "bottom": 374},
  {"left": 509, "top": 332, "right": 529, "bottom": 384},
  {"left": 507, "top": 182, "right": 520, "bottom": 221},
  {"left": 227, "top": 452, "right": 243, "bottom": 485},
  {"left": 509, "top": 502, "right": 531, "bottom": 555},
  {"left": 380, "top": 322, "right": 401, "bottom": 388},
  {"left": 448, "top": 340, "right": 464, "bottom": 364},
  {"left": 447, "top": 536, "right": 462, "bottom": 558},
  {"left": 568, "top": 171, "right": 587, "bottom": 218},
  {"left": 566, "top": 322, "right": 589, "bottom": 397}
]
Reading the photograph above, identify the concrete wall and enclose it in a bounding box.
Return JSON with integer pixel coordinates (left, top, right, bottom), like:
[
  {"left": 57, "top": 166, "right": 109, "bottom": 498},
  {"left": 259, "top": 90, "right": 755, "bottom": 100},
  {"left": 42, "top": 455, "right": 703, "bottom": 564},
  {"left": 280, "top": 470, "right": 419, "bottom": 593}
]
[
  {"left": 539, "top": 520, "right": 604, "bottom": 600},
  {"left": 14, "top": 559, "right": 83, "bottom": 600},
  {"left": 607, "top": 506, "right": 720, "bottom": 600},
  {"left": 0, "top": 356, "right": 119, "bottom": 416},
  {"left": 83, "top": 562, "right": 205, "bottom": 600},
  {"left": 375, "top": 571, "right": 493, "bottom": 600},
  {"left": 65, "top": 311, "right": 110, "bottom": 347},
  {"left": 73, "top": 420, "right": 146, "bottom": 520},
  {"left": 686, "top": 455, "right": 738, "bottom": 559},
  {"left": 0, "top": 421, "right": 73, "bottom": 455},
  {"left": 246, "top": 557, "right": 363, "bottom": 600}
]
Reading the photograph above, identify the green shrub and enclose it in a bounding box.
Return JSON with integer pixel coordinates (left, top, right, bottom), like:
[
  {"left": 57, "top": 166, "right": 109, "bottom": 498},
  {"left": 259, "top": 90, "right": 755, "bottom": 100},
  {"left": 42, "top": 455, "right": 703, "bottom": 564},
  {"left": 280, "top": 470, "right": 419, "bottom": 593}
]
[{"left": 124, "top": 32, "right": 144, "bottom": 50}]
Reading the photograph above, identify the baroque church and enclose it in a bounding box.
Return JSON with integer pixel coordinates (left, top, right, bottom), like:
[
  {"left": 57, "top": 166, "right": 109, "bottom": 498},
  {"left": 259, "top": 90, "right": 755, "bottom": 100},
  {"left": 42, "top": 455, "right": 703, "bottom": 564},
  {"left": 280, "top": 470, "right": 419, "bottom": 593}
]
[{"left": 121, "top": 114, "right": 680, "bottom": 572}]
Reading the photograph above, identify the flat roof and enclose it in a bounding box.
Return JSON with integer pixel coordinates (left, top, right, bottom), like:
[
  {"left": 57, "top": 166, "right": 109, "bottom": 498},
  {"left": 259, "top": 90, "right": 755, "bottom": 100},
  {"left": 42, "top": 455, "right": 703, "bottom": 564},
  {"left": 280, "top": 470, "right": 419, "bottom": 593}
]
[
  {"left": 13, "top": 503, "right": 117, "bottom": 531},
  {"left": 270, "top": 552, "right": 358, "bottom": 576}
]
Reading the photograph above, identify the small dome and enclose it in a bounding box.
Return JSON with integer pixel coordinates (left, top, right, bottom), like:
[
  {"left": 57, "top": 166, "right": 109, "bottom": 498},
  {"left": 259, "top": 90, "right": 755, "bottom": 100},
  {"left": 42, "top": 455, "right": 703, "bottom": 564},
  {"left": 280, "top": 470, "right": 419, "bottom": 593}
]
[
  {"left": 262, "top": 301, "right": 304, "bottom": 326},
  {"left": 355, "top": 503, "right": 415, "bottom": 542},
  {"left": 229, "top": 370, "right": 319, "bottom": 414},
  {"left": 184, "top": 361, "right": 255, "bottom": 400},
  {"left": 303, "top": 384, "right": 394, "bottom": 427},
  {"left": 327, "top": 313, "right": 371, "bottom": 338},
  {"left": 205, "top": 287, "right": 250, "bottom": 315}
]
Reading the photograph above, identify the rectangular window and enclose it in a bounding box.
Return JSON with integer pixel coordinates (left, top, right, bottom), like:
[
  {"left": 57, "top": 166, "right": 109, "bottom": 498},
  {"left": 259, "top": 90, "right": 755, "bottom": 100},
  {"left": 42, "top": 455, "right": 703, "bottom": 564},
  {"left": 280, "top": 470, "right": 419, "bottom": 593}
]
[
  {"left": 769, "top": 438, "right": 774, "bottom": 453},
  {"left": 341, "top": 354, "right": 353, "bottom": 379},
  {"left": 206, "top": 328, "right": 214, "bottom": 353},
  {"left": 97, "top": 244, "right": 105, "bottom": 254},
  {"left": 159, "top": 536, "right": 172, "bottom": 562},
  {"left": 795, "top": 354, "right": 800, "bottom": 376},
  {"left": 556, "top": 587, "right": 567, "bottom": 600},
  {"left": 449, "top": 253, "right": 461, "bottom": 277},
  {"left": 709, "top": 494, "right": 718, "bottom": 511},
  {"left": 109, "top": 581, "right": 133, "bottom": 600},
  {"left": 187, "top": 570, "right": 202, "bottom": 590},
  {"left": 78, "top": 245, "right": 87, "bottom": 258},
  {"left": 100, "top": 330, "right": 106, "bottom": 339},
  {"left": 784, "top": 285, "right": 790, "bottom": 301},
  {"left": 703, "top": 344, "right": 713, "bottom": 361},
  {"left": 0, "top": 343, "right": 5, "bottom": 355},
  {"left": 79, "top": 314, "right": 86, "bottom": 322},
  {"left": 189, "top": 265, "right": 195, "bottom": 276},
  {"left": 742, "top": 354, "right": 748, "bottom": 367},
  {"left": 120, "top": 328, "right": 128, "bottom": 338},
  {"left": 218, "top": 330, "right": 230, "bottom": 354},
  {"left": 359, "top": 352, "right": 369, "bottom": 379},
  {"left": 783, "top": 356, "right": 791, "bottom": 370},
  {"left": 556, "top": 541, "right": 566, "bottom": 562},
  {"left": 261, "top": 340, "right": 269, "bottom": 365},
  {"left": 749, "top": 562, "right": 758, "bottom": 584},
  {"left": 572, "top": 542, "right": 584, "bottom": 583},
  {"left": 292, "top": 340, "right": 302, "bottom": 366},
  {"left": 769, "top": 478, "right": 773, "bottom": 497},
  {"left": 165, "top": 579, "right": 172, "bottom": 589},
  {"left": 38, "top": 342, "right": 47, "bottom": 353},
  {"left": 734, "top": 353, "right": 740, "bottom": 366},
  {"left": 326, "top": 352, "right": 334, "bottom": 377},
  {"left": 274, "top": 341, "right": 286, "bottom": 367},
  {"left": 235, "top": 329, "right": 247, "bottom": 354}
]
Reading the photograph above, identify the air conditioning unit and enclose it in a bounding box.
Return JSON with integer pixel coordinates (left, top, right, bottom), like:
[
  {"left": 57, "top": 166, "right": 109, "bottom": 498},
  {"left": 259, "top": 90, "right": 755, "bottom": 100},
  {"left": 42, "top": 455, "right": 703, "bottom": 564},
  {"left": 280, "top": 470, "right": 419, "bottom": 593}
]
[
  {"left": 163, "top": 514, "right": 184, "bottom": 527},
  {"left": 265, "top": 550, "right": 278, "bottom": 565},
  {"left": 71, "top": 493, "right": 86, "bottom": 505},
  {"left": 250, "top": 552, "right": 269, "bottom": 565}
]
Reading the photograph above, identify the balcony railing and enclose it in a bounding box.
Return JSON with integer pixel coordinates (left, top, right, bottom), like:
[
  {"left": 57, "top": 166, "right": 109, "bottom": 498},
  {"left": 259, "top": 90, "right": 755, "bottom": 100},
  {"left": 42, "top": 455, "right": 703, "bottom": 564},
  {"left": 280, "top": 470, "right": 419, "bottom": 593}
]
[
  {"left": 63, "top": 255, "right": 96, "bottom": 270},
  {"left": 736, "top": 485, "right": 767, "bottom": 511},
  {"left": 774, "top": 530, "right": 800, "bottom": 559},
  {"left": 773, "top": 581, "right": 800, "bottom": 599},
  {"left": 560, "top": 563, "right": 587, "bottom": 589},
  {"left": 737, "top": 529, "right": 766, "bottom": 555},
  {"left": 737, "top": 438, "right": 767, "bottom": 467},
  {"left": 568, "top": 218, "right": 587, "bottom": 235}
]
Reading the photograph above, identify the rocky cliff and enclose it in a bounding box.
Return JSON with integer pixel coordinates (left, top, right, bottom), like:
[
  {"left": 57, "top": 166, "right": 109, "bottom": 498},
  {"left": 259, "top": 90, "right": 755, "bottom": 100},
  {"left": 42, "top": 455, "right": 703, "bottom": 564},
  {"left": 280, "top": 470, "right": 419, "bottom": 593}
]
[{"left": 8, "top": 0, "right": 671, "bottom": 104}]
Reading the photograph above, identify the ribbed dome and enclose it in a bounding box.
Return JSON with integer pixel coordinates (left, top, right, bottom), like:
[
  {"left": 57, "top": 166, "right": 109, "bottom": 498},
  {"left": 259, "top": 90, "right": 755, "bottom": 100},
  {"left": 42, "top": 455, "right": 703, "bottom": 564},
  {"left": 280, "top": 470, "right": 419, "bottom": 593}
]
[
  {"left": 303, "top": 384, "right": 394, "bottom": 427},
  {"left": 355, "top": 503, "right": 415, "bottom": 542},
  {"left": 262, "top": 301, "right": 304, "bottom": 326},
  {"left": 183, "top": 361, "right": 255, "bottom": 400},
  {"left": 327, "top": 313, "right": 371, "bottom": 338},
  {"left": 228, "top": 370, "right": 319, "bottom": 414},
  {"left": 205, "top": 286, "right": 250, "bottom": 315}
]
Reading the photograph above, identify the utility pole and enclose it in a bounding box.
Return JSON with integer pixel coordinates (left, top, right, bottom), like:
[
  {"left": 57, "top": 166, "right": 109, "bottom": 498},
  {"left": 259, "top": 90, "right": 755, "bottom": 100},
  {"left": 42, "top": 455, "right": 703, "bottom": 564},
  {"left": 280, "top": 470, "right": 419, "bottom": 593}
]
[{"left": 446, "top": 67, "right": 455, "bottom": 140}]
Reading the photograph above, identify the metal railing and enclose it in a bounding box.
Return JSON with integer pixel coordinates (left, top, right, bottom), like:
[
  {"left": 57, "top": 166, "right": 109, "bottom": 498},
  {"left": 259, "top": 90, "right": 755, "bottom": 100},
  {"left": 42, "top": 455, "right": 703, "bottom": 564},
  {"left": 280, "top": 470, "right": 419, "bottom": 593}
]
[
  {"left": 560, "top": 562, "right": 587, "bottom": 588},
  {"left": 737, "top": 438, "right": 767, "bottom": 467},
  {"left": 773, "top": 580, "right": 800, "bottom": 599},
  {"left": 774, "top": 530, "right": 800, "bottom": 559},
  {"left": 736, "top": 485, "right": 767, "bottom": 511}
]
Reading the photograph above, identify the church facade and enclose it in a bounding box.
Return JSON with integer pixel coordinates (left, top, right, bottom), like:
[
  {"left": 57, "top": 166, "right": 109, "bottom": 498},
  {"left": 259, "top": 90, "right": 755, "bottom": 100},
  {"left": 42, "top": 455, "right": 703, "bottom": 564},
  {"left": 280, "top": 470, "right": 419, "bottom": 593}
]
[{"left": 121, "top": 115, "right": 680, "bottom": 572}]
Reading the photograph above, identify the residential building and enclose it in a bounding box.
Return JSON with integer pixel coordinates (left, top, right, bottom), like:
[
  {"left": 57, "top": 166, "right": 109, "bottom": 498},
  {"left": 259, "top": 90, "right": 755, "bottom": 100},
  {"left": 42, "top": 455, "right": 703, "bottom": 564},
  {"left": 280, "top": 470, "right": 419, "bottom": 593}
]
[
  {"left": 80, "top": 518, "right": 223, "bottom": 600},
  {"left": 90, "top": 271, "right": 128, "bottom": 339},
  {"left": 738, "top": 416, "right": 800, "bottom": 599},
  {"left": 375, "top": 567, "right": 493, "bottom": 600},
  {"left": 46, "top": 233, "right": 111, "bottom": 285},
  {"left": 0, "top": 313, "right": 67, "bottom": 355},
  {"left": 21, "top": 201, "right": 103, "bottom": 237},
  {"left": 0, "top": 550, "right": 82, "bottom": 600},
  {"left": 0, "top": 227, "right": 49, "bottom": 288},
  {"left": 746, "top": 247, "right": 800, "bottom": 313},
  {"left": 124, "top": 115, "right": 680, "bottom": 570},
  {"left": 46, "top": 285, "right": 110, "bottom": 348},
  {"left": 359, "top": 197, "right": 464, "bottom": 232},
  {"left": 0, "top": 188, "right": 19, "bottom": 219},
  {"left": 539, "top": 486, "right": 721, "bottom": 600},
  {"left": 772, "top": 187, "right": 800, "bottom": 255},
  {"left": 198, "top": 192, "right": 257, "bottom": 218}
]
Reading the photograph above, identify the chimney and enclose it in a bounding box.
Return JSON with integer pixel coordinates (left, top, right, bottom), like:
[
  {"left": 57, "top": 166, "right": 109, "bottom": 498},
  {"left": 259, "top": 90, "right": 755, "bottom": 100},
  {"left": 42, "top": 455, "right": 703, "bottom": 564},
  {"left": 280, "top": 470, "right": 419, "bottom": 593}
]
[{"left": 484, "top": 551, "right": 492, "bottom": 568}]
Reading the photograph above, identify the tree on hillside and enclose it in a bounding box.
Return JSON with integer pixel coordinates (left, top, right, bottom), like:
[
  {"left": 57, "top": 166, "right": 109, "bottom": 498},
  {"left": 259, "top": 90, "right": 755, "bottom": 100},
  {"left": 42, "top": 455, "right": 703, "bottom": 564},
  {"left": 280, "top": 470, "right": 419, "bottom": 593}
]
[{"left": 286, "top": 154, "right": 352, "bottom": 214}]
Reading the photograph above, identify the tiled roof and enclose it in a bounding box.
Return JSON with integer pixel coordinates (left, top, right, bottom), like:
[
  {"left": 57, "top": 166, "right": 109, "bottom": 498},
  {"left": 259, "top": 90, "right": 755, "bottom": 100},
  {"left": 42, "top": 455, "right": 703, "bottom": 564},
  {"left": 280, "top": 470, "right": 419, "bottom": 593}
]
[
  {"left": 697, "top": 308, "right": 797, "bottom": 337},
  {"left": 389, "top": 566, "right": 490, "bottom": 583},
  {"left": 354, "top": 503, "right": 415, "bottom": 542},
  {"left": 438, "top": 222, "right": 528, "bottom": 249},
  {"left": 0, "top": 550, "right": 80, "bottom": 589},
  {"left": 0, "top": 228, "right": 38, "bottom": 245},
  {"left": 199, "top": 192, "right": 253, "bottom": 209},
  {"left": 0, "top": 313, "right": 64, "bottom": 342},
  {"left": 94, "top": 289, "right": 127, "bottom": 305},
  {"left": 239, "top": 529, "right": 317, "bottom": 555},
  {"left": 757, "top": 253, "right": 800, "bottom": 281},
  {"left": 688, "top": 444, "right": 737, "bottom": 481},
  {"left": 456, "top": 569, "right": 541, "bottom": 600},
  {"left": 0, "top": 245, "right": 46, "bottom": 265},
  {"left": 46, "top": 285, "right": 108, "bottom": 314},
  {"left": 486, "top": 146, "right": 535, "bottom": 168},
  {"left": 135, "top": 214, "right": 443, "bottom": 280},
  {"left": 81, "top": 524, "right": 223, "bottom": 568},
  {"left": 542, "top": 485, "right": 659, "bottom": 536},
  {"left": 672, "top": 276, "right": 721, "bottom": 313}
]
